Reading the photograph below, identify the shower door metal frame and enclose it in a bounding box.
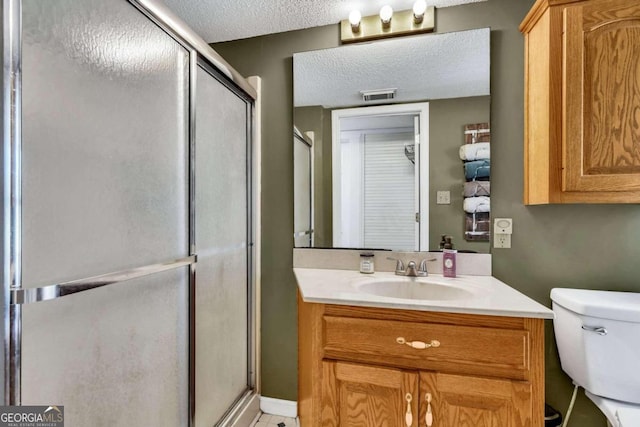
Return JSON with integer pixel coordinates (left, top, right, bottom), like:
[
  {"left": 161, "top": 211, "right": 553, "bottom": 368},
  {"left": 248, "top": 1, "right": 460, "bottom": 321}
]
[
  {"left": 3, "top": 0, "right": 23, "bottom": 407},
  {"left": 1, "top": 1, "right": 258, "bottom": 426}
]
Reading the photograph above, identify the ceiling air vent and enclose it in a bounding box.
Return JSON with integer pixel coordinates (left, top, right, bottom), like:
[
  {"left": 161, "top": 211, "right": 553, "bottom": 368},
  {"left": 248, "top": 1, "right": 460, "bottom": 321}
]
[{"left": 360, "top": 88, "right": 396, "bottom": 102}]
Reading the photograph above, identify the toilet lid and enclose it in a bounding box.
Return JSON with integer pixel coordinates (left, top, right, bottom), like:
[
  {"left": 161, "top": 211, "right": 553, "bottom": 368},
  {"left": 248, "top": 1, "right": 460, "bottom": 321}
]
[
  {"left": 550, "top": 288, "right": 640, "bottom": 323},
  {"left": 617, "top": 408, "right": 640, "bottom": 427}
]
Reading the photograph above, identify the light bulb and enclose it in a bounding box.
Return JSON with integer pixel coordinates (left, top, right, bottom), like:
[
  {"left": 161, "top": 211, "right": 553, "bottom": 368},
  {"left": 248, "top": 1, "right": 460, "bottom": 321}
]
[
  {"left": 379, "top": 5, "right": 393, "bottom": 27},
  {"left": 413, "top": 0, "right": 427, "bottom": 16},
  {"left": 413, "top": 0, "right": 427, "bottom": 23},
  {"left": 349, "top": 10, "right": 362, "bottom": 33}
]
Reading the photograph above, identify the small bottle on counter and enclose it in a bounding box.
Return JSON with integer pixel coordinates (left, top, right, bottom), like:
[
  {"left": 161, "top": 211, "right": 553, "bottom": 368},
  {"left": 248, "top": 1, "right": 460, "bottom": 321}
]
[
  {"left": 443, "top": 237, "right": 457, "bottom": 278},
  {"left": 439, "top": 234, "right": 447, "bottom": 250},
  {"left": 443, "top": 236, "right": 454, "bottom": 250},
  {"left": 359, "top": 252, "right": 375, "bottom": 274},
  {"left": 443, "top": 250, "right": 457, "bottom": 277}
]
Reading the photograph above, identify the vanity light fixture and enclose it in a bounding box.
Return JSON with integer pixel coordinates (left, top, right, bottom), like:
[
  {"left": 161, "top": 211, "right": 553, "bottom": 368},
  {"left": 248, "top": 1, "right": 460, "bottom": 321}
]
[
  {"left": 340, "top": 3, "right": 435, "bottom": 44},
  {"left": 348, "top": 10, "right": 362, "bottom": 33},
  {"left": 379, "top": 5, "right": 393, "bottom": 28}
]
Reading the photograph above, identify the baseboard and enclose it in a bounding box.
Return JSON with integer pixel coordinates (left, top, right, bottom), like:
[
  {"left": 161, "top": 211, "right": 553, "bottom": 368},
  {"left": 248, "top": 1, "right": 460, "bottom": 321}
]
[{"left": 259, "top": 396, "right": 297, "bottom": 418}]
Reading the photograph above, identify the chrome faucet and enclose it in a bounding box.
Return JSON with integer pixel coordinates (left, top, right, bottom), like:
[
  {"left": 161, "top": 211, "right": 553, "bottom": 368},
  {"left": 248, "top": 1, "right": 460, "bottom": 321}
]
[
  {"left": 406, "top": 260, "right": 423, "bottom": 276},
  {"left": 387, "top": 257, "right": 436, "bottom": 277}
]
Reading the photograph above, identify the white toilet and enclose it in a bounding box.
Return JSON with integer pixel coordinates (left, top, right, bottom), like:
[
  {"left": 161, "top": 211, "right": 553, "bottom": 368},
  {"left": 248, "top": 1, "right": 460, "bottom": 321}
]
[{"left": 551, "top": 288, "right": 640, "bottom": 427}]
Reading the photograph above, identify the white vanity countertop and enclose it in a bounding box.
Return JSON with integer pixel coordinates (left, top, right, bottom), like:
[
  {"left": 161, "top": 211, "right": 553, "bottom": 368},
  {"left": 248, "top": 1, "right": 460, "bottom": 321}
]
[{"left": 294, "top": 268, "right": 554, "bottom": 319}]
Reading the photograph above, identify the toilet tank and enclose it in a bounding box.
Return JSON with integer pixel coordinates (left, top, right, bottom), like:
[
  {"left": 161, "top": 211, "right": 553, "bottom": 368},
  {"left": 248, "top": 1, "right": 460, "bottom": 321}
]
[{"left": 551, "top": 288, "right": 640, "bottom": 404}]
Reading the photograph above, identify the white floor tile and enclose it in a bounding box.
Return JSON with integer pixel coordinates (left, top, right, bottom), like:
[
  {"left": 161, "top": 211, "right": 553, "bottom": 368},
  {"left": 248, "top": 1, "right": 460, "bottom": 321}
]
[
  {"left": 258, "top": 414, "right": 271, "bottom": 423},
  {"left": 251, "top": 413, "right": 297, "bottom": 427}
]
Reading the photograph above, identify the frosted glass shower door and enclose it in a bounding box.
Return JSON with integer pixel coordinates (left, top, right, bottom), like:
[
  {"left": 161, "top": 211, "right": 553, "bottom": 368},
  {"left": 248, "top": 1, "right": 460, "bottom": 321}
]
[
  {"left": 18, "top": 0, "right": 190, "bottom": 425},
  {"left": 194, "top": 64, "right": 252, "bottom": 426}
]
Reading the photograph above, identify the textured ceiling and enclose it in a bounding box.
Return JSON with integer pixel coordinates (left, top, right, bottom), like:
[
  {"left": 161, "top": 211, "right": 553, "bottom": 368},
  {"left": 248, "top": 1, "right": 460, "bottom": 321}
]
[
  {"left": 161, "top": 0, "right": 487, "bottom": 43},
  {"left": 294, "top": 28, "right": 490, "bottom": 109}
]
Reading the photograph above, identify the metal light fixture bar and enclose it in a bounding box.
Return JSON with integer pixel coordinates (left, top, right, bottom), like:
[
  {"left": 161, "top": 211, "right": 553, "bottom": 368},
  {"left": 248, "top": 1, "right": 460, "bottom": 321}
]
[{"left": 340, "top": 6, "right": 435, "bottom": 44}]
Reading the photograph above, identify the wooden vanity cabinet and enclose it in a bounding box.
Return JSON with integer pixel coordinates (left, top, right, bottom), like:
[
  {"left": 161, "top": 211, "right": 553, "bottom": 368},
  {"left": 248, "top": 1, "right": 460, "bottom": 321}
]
[
  {"left": 298, "top": 296, "right": 545, "bottom": 426},
  {"left": 521, "top": 0, "right": 640, "bottom": 204}
]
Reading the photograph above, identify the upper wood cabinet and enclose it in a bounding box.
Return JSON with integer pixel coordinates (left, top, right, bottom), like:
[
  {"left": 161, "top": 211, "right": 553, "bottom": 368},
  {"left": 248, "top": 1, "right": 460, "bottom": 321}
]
[{"left": 521, "top": 0, "right": 640, "bottom": 204}]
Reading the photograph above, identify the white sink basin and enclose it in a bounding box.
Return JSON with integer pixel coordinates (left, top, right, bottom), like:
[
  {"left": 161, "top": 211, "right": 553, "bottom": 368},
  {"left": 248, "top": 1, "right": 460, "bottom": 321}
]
[{"left": 352, "top": 276, "right": 481, "bottom": 301}]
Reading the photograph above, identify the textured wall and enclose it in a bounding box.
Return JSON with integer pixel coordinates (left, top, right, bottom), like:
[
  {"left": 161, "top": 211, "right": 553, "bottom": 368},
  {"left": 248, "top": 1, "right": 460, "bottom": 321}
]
[
  {"left": 165, "top": 0, "right": 487, "bottom": 43},
  {"left": 212, "top": 1, "right": 640, "bottom": 425},
  {"left": 293, "top": 28, "right": 490, "bottom": 108}
]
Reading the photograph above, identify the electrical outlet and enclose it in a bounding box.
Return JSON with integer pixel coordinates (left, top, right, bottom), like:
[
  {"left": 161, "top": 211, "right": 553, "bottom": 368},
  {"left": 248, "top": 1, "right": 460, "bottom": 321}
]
[
  {"left": 494, "top": 233, "right": 511, "bottom": 249},
  {"left": 436, "top": 191, "right": 451, "bottom": 204}
]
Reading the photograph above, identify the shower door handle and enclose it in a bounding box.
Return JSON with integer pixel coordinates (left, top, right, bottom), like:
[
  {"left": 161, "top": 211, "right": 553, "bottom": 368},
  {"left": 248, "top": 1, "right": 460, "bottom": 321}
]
[{"left": 10, "top": 255, "right": 196, "bottom": 304}]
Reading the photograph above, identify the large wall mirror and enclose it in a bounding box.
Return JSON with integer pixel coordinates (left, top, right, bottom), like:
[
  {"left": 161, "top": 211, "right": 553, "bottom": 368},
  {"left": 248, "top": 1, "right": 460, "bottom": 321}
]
[{"left": 293, "top": 28, "right": 491, "bottom": 253}]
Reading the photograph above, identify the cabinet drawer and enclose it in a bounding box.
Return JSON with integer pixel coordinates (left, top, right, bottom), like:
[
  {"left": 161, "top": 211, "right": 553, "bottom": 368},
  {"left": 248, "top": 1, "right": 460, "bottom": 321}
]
[{"left": 323, "top": 316, "right": 529, "bottom": 380}]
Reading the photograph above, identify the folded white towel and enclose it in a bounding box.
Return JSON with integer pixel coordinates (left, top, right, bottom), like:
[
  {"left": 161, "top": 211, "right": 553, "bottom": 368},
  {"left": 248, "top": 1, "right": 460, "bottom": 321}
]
[
  {"left": 463, "top": 196, "right": 490, "bottom": 213},
  {"left": 459, "top": 142, "right": 490, "bottom": 161},
  {"left": 463, "top": 181, "right": 490, "bottom": 197}
]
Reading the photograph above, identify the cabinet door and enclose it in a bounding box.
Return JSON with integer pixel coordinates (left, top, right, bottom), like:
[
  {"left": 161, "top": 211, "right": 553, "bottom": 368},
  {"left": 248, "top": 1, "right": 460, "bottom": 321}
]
[
  {"left": 322, "top": 361, "right": 419, "bottom": 427},
  {"left": 419, "top": 372, "right": 531, "bottom": 427},
  {"left": 564, "top": 0, "right": 640, "bottom": 192}
]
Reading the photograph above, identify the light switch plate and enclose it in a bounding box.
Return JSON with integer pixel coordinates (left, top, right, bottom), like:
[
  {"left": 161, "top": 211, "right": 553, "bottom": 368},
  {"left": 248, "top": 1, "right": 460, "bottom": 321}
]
[
  {"left": 436, "top": 191, "right": 451, "bottom": 205},
  {"left": 494, "top": 218, "right": 513, "bottom": 234}
]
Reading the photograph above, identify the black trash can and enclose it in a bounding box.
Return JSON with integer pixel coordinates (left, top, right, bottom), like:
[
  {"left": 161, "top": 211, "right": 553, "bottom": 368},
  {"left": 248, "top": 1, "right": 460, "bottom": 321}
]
[{"left": 545, "top": 404, "right": 563, "bottom": 427}]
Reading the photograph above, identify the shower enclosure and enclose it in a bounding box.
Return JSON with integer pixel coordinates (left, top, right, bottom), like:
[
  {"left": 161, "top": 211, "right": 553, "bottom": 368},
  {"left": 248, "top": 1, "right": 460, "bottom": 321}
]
[{"left": 2, "top": 0, "right": 258, "bottom": 426}]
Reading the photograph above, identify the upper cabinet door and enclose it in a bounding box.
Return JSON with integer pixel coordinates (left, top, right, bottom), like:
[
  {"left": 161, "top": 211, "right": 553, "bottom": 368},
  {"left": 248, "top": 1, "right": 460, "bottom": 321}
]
[{"left": 564, "top": 0, "right": 640, "bottom": 192}]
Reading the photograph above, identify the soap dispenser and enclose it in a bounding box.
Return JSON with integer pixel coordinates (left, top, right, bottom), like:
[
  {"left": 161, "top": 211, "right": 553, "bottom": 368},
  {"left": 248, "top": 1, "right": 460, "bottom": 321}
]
[
  {"left": 439, "top": 234, "right": 447, "bottom": 250},
  {"left": 443, "top": 236, "right": 453, "bottom": 250},
  {"left": 442, "top": 237, "right": 457, "bottom": 278}
]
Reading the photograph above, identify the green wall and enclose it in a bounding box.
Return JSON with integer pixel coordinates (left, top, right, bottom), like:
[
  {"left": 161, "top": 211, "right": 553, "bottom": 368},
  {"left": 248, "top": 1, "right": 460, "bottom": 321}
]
[
  {"left": 213, "top": 1, "right": 640, "bottom": 425},
  {"left": 429, "top": 96, "right": 490, "bottom": 253}
]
